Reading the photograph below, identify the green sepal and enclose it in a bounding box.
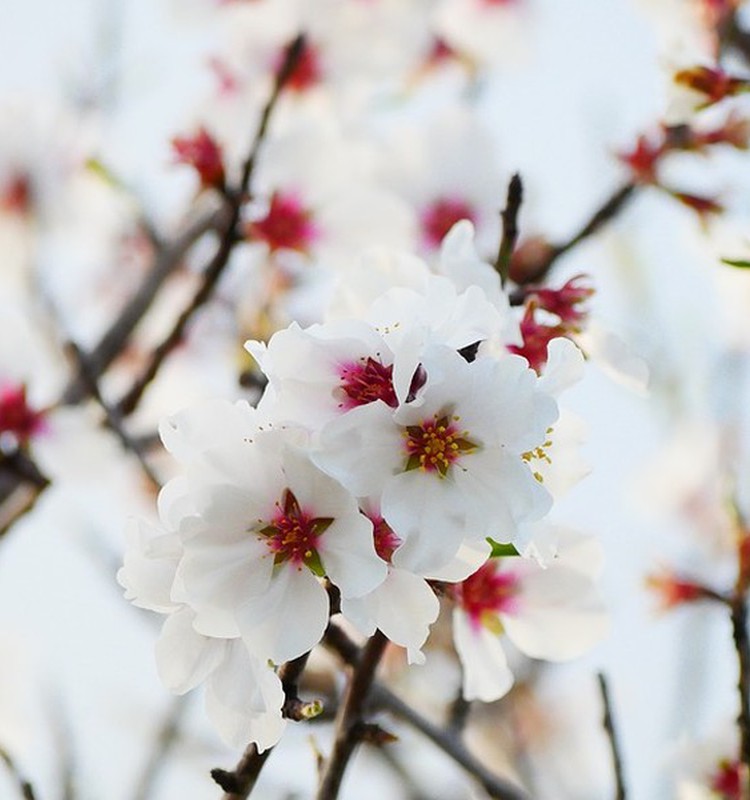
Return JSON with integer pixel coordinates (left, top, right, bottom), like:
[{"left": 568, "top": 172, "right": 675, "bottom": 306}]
[
  {"left": 486, "top": 538, "right": 520, "bottom": 558},
  {"left": 721, "top": 258, "right": 750, "bottom": 269}
]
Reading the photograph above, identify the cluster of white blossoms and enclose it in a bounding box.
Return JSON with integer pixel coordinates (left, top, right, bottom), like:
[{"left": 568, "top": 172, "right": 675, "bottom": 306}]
[{"left": 118, "top": 222, "right": 607, "bottom": 752}]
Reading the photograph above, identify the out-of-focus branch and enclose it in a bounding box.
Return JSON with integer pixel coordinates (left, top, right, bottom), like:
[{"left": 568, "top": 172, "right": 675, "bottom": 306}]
[
  {"left": 719, "top": 10, "right": 750, "bottom": 65},
  {"left": 133, "top": 696, "right": 188, "bottom": 800},
  {"left": 0, "top": 451, "right": 49, "bottom": 539},
  {"left": 597, "top": 672, "right": 627, "bottom": 800},
  {"left": 0, "top": 744, "right": 37, "bottom": 800},
  {"left": 66, "top": 342, "right": 160, "bottom": 489},
  {"left": 116, "top": 34, "right": 306, "bottom": 419},
  {"left": 731, "top": 595, "right": 750, "bottom": 797},
  {"left": 510, "top": 182, "right": 637, "bottom": 296},
  {"left": 322, "top": 624, "right": 531, "bottom": 800},
  {"left": 62, "top": 207, "right": 224, "bottom": 405}
]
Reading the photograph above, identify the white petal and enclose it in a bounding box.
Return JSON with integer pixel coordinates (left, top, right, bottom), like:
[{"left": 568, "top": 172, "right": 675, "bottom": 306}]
[
  {"left": 155, "top": 607, "right": 227, "bottom": 694},
  {"left": 314, "top": 403, "right": 403, "bottom": 497},
  {"left": 386, "top": 470, "right": 468, "bottom": 574},
  {"left": 321, "top": 514, "right": 387, "bottom": 599},
  {"left": 118, "top": 519, "right": 180, "bottom": 613},
  {"left": 453, "top": 609, "right": 514, "bottom": 702},
  {"left": 237, "top": 566, "right": 329, "bottom": 664},
  {"left": 503, "top": 566, "right": 609, "bottom": 661},
  {"left": 205, "top": 641, "right": 285, "bottom": 751}
]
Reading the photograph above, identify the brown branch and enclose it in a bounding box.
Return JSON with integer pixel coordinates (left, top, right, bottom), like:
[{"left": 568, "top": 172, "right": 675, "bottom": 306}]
[
  {"left": 597, "top": 672, "right": 627, "bottom": 800},
  {"left": 116, "top": 34, "right": 306, "bottom": 418},
  {"left": 316, "top": 630, "right": 389, "bottom": 800},
  {"left": 494, "top": 173, "right": 523, "bottom": 287},
  {"left": 512, "top": 182, "right": 637, "bottom": 293},
  {"left": 0, "top": 745, "right": 37, "bottom": 800},
  {"left": 322, "top": 624, "right": 530, "bottom": 800}
]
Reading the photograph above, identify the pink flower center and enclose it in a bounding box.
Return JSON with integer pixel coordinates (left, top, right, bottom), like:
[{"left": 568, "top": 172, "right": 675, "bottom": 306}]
[
  {"left": 248, "top": 192, "right": 317, "bottom": 253},
  {"left": 420, "top": 197, "right": 477, "bottom": 249},
  {"left": 1, "top": 173, "right": 32, "bottom": 215},
  {"left": 259, "top": 489, "right": 332, "bottom": 573},
  {"left": 371, "top": 515, "right": 401, "bottom": 563},
  {"left": 403, "top": 414, "right": 477, "bottom": 476},
  {"left": 338, "top": 358, "right": 398, "bottom": 410},
  {"left": 171, "top": 127, "right": 225, "bottom": 189},
  {"left": 0, "top": 384, "right": 45, "bottom": 446},
  {"left": 279, "top": 40, "right": 322, "bottom": 93},
  {"left": 710, "top": 759, "right": 741, "bottom": 800},
  {"left": 457, "top": 561, "right": 520, "bottom": 628}
]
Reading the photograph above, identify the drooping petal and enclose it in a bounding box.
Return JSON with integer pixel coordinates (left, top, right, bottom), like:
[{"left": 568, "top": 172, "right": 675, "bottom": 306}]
[
  {"left": 453, "top": 609, "right": 514, "bottom": 702},
  {"left": 205, "top": 640, "right": 285, "bottom": 751},
  {"left": 155, "top": 607, "right": 227, "bottom": 694}
]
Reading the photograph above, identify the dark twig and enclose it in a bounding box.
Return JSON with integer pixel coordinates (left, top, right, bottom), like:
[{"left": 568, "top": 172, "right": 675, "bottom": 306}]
[
  {"left": 316, "top": 630, "right": 389, "bottom": 800},
  {"left": 446, "top": 690, "right": 472, "bottom": 736},
  {"left": 494, "top": 173, "right": 523, "bottom": 287},
  {"left": 0, "top": 745, "right": 36, "bottom": 800},
  {"left": 323, "top": 624, "right": 530, "bottom": 800},
  {"left": 731, "top": 596, "right": 750, "bottom": 796},
  {"left": 66, "top": 342, "right": 160, "bottom": 489},
  {"left": 511, "top": 182, "right": 637, "bottom": 294},
  {"left": 133, "top": 696, "right": 188, "bottom": 800},
  {"left": 597, "top": 672, "right": 627, "bottom": 800},
  {"left": 116, "top": 34, "right": 306, "bottom": 418}
]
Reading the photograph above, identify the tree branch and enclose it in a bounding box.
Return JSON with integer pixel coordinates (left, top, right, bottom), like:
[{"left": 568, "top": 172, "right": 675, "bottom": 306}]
[
  {"left": 115, "top": 34, "right": 306, "bottom": 418},
  {"left": 0, "top": 745, "right": 36, "bottom": 800},
  {"left": 322, "top": 624, "right": 530, "bottom": 800},
  {"left": 494, "top": 173, "right": 523, "bottom": 287},
  {"left": 597, "top": 672, "right": 627, "bottom": 800},
  {"left": 316, "top": 630, "right": 389, "bottom": 800}
]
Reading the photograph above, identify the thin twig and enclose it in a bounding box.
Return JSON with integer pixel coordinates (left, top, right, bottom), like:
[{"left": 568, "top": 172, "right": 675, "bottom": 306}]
[
  {"left": 116, "top": 34, "right": 305, "bottom": 419},
  {"left": 133, "top": 695, "right": 188, "bottom": 800},
  {"left": 0, "top": 745, "right": 37, "bottom": 800},
  {"left": 512, "top": 182, "right": 637, "bottom": 294},
  {"left": 597, "top": 672, "right": 627, "bottom": 800},
  {"left": 731, "top": 596, "right": 750, "bottom": 797},
  {"left": 62, "top": 208, "right": 224, "bottom": 405},
  {"left": 65, "top": 342, "right": 160, "bottom": 489},
  {"left": 446, "top": 690, "right": 472, "bottom": 736},
  {"left": 322, "top": 624, "right": 530, "bottom": 800},
  {"left": 494, "top": 173, "right": 523, "bottom": 287}
]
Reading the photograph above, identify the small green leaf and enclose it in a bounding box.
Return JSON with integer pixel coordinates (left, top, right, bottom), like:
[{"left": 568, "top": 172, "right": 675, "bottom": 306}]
[
  {"left": 486, "top": 538, "right": 520, "bottom": 558},
  {"left": 721, "top": 257, "right": 750, "bottom": 269}
]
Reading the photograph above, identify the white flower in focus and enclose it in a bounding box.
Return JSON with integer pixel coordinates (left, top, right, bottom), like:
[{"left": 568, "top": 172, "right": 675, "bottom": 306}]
[
  {"left": 246, "top": 319, "right": 405, "bottom": 431},
  {"left": 161, "top": 411, "right": 386, "bottom": 663},
  {"left": 451, "top": 534, "right": 608, "bottom": 702},
  {"left": 315, "top": 345, "right": 557, "bottom": 574},
  {"left": 118, "top": 516, "right": 286, "bottom": 752}
]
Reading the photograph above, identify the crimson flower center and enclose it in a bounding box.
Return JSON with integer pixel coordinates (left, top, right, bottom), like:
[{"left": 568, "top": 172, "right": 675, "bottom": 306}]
[
  {"left": 258, "top": 489, "right": 332, "bottom": 572},
  {"left": 371, "top": 515, "right": 401, "bottom": 563},
  {"left": 404, "top": 414, "right": 477, "bottom": 476},
  {"left": 458, "top": 561, "right": 520, "bottom": 626},
  {"left": 710, "top": 759, "right": 741, "bottom": 800},
  {"left": 420, "top": 196, "right": 477, "bottom": 249},
  {"left": 338, "top": 358, "right": 397, "bottom": 410},
  {"left": 248, "top": 192, "right": 317, "bottom": 253}
]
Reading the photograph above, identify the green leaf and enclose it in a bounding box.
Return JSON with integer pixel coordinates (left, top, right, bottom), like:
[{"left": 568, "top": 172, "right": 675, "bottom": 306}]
[
  {"left": 486, "top": 538, "right": 520, "bottom": 558},
  {"left": 721, "top": 257, "right": 750, "bottom": 269}
]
